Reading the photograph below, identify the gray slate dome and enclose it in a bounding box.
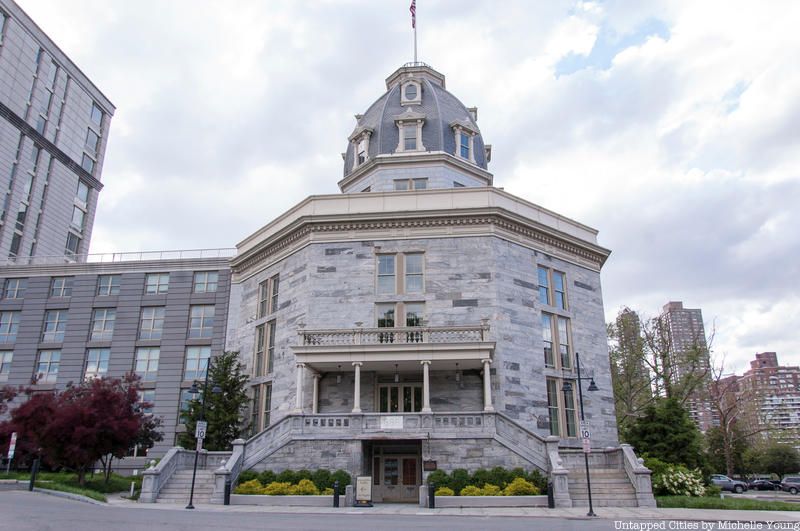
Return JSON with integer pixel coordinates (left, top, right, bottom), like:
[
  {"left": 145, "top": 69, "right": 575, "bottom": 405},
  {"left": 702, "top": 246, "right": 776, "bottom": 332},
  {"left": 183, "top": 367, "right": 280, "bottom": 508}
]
[{"left": 343, "top": 64, "right": 487, "bottom": 177}]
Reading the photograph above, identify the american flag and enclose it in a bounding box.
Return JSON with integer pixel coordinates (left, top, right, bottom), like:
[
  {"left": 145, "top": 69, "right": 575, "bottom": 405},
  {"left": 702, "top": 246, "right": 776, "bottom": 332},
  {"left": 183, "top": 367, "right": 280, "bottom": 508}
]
[{"left": 410, "top": 0, "right": 416, "bottom": 29}]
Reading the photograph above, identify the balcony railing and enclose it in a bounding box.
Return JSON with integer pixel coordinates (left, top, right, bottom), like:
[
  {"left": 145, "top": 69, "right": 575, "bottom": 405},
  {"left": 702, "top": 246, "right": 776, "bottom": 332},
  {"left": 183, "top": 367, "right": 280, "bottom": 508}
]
[
  {"left": 299, "top": 324, "right": 489, "bottom": 346},
  {"left": 1, "top": 247, "right": 237, "bottom": 266}
]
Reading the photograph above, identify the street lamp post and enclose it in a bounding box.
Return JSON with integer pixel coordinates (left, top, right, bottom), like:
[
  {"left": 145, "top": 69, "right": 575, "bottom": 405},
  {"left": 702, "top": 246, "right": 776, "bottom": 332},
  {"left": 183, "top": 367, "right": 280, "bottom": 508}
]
[
  {"left": 186, "top": 368, "right": 221, "bottom": 510},
  {"left": 563, "top": 351, "right": 598, "bottom": 517}
]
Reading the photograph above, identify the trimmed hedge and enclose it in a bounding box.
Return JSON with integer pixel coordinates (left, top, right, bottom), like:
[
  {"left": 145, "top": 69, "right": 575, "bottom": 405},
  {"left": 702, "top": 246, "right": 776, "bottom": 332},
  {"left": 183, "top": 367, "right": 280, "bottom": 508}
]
[
  {"left": 235, "top": 468, "right": 352, "bottom": 494},
  {"left": 427, "top": 467, "right": 546, "bottom": 495}
]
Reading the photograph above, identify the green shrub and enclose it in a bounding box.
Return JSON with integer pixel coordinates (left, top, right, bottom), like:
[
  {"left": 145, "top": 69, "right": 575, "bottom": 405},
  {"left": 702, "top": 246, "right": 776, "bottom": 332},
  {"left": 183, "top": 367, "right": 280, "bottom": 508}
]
[
  {"left": 257, "top": 470, "right": 276, "bottom": 485},
  {"left": 435, "top": 486, "right": 454, "bottom": 496},
  {"left": 705, "top": 485, "right": 722, "bottom": 497},
  {"left": 481, "top": 484, "right": 502, "bottom": 496},
  {"left": 276, "top": 470, "right": 298, "bottom": 484},
  {"left": 238, "top": 470, "right": 258, "bottom": 484},
  {"left": 470, "top": 469, "right": 492, "bottom": 488},
  {"left": 234, "top": 479, "right": 264, "bottom": 494},
  {"left": 288, "top": 479, "right": 319, "bottom": 495},
  {"left": 312, "top": 469, "right": 333, "bottom": 490},
  {"left": 643, "top": 456, "right": 671, "bottom": 478},
  {"left": 322, "top": 487, "right": 334, "bottom": 495},
  {"left": 503, "top": 477, "right": 539, "bottom": 496},
  {"left": 652, "top": 465, "right": 706, "bottom": 497},
  {"left": 331, "top": 469, "right": 352, "bottom": 488},
  {"left": 488, "top": 466, "right": 513, "bottom": 489},
  {"left": 427, "top": 470, "right": 450, "bottom": 490},
  {"left": 295, "top": 469, "right": 313, "bottom": 482},
  {"left": 460, "top": 485, "right": 482, "bottom": 496},
  {"left": 263, "top": 481, "right": 292, "bottom": 495},
  {"left": 523, "top": 469, "right": 548, "bottom": 491},
  {"left": 450, "top": 469, "right": 470, "bottom": 494}
]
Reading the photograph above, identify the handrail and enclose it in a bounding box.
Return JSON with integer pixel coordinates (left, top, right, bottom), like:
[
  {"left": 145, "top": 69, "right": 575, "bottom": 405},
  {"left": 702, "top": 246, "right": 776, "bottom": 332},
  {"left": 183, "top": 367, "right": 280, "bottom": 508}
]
[
  {"left": 299, "top": 324, "right": 490, "bottom": 346},
  {"left": 1, "top": 247, "right": 236, "bottom": 266},
  {"left": 139, "top": 446, "right": 182, "bottom": 503},
  {"left": 620, "top": 444, "right": 656, "bottom": 507}
]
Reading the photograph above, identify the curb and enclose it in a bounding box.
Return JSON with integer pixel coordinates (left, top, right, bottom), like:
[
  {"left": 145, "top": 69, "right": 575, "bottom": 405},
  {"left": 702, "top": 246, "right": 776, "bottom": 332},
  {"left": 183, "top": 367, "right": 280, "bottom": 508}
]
[{"left": 33, "top": 487, "right": 107, "bottom": 506}]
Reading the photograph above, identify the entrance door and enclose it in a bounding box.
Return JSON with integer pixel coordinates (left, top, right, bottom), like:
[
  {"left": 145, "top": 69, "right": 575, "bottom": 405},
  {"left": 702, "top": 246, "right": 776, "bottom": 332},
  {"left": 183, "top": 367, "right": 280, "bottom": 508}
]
[
  {"left": 378, "top": 384, "right": 423, "bottom": 412},
  {"left": 380, "top": 456, "right": 418, "bottom": 502}
]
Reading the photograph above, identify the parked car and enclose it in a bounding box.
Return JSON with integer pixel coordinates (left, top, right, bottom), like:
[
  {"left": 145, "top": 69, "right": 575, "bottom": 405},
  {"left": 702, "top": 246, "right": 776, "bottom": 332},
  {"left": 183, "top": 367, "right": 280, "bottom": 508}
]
[
  {"left": 711, "top": 474, "right": 748, "bottom": 493},
  {"left": 781, "top": 476, "right": 800, "bottom": 494},
  {"left": 748, "top": 479, "right": 780, "bottom": 491}
]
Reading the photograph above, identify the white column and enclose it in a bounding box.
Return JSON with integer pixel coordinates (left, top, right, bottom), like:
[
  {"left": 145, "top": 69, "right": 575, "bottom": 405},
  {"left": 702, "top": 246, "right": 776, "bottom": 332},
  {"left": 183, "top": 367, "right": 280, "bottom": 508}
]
[
  {"left": 312, "top": 373, "right": 320, "bottom": 414},
  {"left": 352, "top": 362, "right": 362, "bottom": 413},
  {"left": 421, "top": 360, "right": 432, "bottom": 413},
  {"left": 294, "top": 363, "right": 305, "bottom": 413},
  {"left": 482, "top": 358, "right": 494, "bottom": 411}
]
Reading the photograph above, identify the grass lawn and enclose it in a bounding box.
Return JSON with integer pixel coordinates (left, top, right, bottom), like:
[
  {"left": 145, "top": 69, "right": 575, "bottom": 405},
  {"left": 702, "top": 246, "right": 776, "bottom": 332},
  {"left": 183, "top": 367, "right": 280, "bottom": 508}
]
[
  {"left": 657, "top": 495, "right": 800, "bottom": 511},
  {"left": 0, "top": 471, "right": 142, "bottom": 502}
]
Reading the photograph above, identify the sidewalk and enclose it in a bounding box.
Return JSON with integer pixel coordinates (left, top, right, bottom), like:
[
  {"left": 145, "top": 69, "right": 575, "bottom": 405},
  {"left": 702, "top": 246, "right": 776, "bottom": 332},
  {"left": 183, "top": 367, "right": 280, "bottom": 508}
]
[{"left": 105, "top": 495, "right": 800, "bottom": 523}]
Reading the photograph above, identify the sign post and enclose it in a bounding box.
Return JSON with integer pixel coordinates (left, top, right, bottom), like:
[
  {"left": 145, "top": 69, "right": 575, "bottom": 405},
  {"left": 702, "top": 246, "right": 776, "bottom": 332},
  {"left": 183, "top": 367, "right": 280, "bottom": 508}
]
[
  {"left": 195, "top": 421, "right": 208, "bottom": 441},
  {"left": 580, "top": 421, "right": 591, "bottom": 454},
  {"left": 6, "top": 432, "right": 16, "bottom": 474}
]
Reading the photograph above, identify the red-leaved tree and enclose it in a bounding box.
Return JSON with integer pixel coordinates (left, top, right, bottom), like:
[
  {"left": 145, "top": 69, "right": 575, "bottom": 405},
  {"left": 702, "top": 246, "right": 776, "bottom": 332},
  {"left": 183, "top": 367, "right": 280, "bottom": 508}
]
[{"left": 0, "top": 374, "right": 162, "bottom": 485}]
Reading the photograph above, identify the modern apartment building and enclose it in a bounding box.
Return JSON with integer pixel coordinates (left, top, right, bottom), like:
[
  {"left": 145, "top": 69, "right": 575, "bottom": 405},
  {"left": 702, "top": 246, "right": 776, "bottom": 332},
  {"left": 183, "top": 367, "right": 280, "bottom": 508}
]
[
  {"left": 660, "top": 301, "right": 714, "bottom": 431},
  {"left": 0, "top": 0, "right": 114, "bottom": 262},
  {"left": 0, "top": 255, "right": 232, "bottom": 456},
  {"left": 736, "top": 352, "right": 800, "bottom": 448}
]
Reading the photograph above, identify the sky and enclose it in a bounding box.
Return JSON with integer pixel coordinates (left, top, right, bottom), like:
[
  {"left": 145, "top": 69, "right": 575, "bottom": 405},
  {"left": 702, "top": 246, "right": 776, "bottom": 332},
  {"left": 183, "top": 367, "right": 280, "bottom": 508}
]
[{"left": 16, "top": 0, "right": 800, "bottom": 375}]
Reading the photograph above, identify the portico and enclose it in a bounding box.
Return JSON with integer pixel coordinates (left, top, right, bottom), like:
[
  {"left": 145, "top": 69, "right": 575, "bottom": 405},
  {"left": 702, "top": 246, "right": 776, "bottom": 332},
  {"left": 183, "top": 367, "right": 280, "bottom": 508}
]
[{"left": 291, "top": 324, "right": 495, "bottom": 415}]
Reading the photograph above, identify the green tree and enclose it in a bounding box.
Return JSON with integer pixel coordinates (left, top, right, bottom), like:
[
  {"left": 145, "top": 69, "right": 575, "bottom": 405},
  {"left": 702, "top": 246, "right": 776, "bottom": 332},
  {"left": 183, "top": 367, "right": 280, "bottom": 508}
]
[
  {"left": 179, "top": 351, "right": 249, "bottom": 451},
  {"left": 705, "top": 426, "right": 749, "bottom": 476},
  {"left": 759, "top": 444, "right": 800, "bottom": 478},
  {"left": 624, "top": 397, "right": 706, "bottom": 470}
]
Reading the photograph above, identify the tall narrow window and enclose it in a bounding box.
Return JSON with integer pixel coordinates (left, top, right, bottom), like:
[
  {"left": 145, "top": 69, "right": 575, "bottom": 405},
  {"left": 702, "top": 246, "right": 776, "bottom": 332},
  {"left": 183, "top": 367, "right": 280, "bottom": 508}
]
[
  {"left": 357, "top": 137, "right": 368, "bottom": 165},
  {"left": 558, "top": 317, "right": 571, "bottom": 369},
  {"left": 403, "top": 125, "right": 417, "bottom": 151},
  {"left": 269, "top": 275, "right": 280, "bottom": 314},
  {"left": 135, "top": 348, "right": 159, "bottom": 382},
  {"left": 563, "top": 382, "right": 578, "bottom": 438},
  {"left": 90, "top": 308, "right": 116, "bottom": 341},
  {"left": 266, "top": 320, "right": 276, "bottom": 374},
  {"left": 76, "top": 181, "right": 89, "bottom": 204},
  {"left": 377, "top": 255, "right": 396, "bottom": 295},
  {"left": 405, "top": 254, "right": 423, "bottom": 293},
  {"left": 546, "top": 378, "right": 561, "bottom": 436},
  {"left": 84, "top": 348, "right": 110, "bottom": 380},
  {"left": 139, "top": 307, "right": 165, "bottom": 340},
  {"left": 85, "top": 129, "right": 99, "bottom": 154},
  {"left": 184, "top": 346, "right": 211, "bottom": 381},
  {"left": 257, "top": 279, "right": 269, "bottom": 318},
  {"left": 188, "top": 305, "right": 215, "bottom": 338},
  {"left": 254, "top": 324, "right": 265, "bottom": 377},
  {"left": 460, "top": 132, "right": 470, "bottom": 158},
  {"left": 542, "top": 314, "right": 554, "bottom": 367},
  {"left": 404, "top": 302, "right": 424, "bottom": 343},
  {"left": 65, "top": 232, "right": 81, "bottom": 257},
  {"left": 90, "top": 102, "right": 103, "bottom": 127},
  {"left": 0, "top": 312, "right": 19, "bottom": 343},
  {"left": 538, "top": 266, "right": 550, "bottom": 305},
  {"left": 0, "top": 351, "right": 13, "bottom": 381},
  {"left": 376, "top": 304, "right": 395, "bottom": 327},
  {"left": 553, "top": 271, "right": 566, "bottom": 310},
  {"left": 144, "top": 273, "right": 169, "bottom": 294},
  {"left": 42, "top": 310, "right": 68, "bottom": 342},
  {"left": 71, "top": 206, "right": 85, "bottom": 231},
  {"left": 250, "top": 385, "right": 261, "bottom": 436},
  {"left": 262, "top": 383, "right": 272, "bottom": 429},
  {"left": 35, "top": 350, "right": 60, "bottom": 383}
]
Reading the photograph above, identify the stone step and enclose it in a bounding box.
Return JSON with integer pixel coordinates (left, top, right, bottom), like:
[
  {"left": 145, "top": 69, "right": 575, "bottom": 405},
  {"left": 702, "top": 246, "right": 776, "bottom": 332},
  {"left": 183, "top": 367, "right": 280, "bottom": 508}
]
[
  {"left": 571, "top": 499, "right": 639, "bottom": 508},
  {"left": 160, "top": 487, "right": 214, "bottom": 494}
]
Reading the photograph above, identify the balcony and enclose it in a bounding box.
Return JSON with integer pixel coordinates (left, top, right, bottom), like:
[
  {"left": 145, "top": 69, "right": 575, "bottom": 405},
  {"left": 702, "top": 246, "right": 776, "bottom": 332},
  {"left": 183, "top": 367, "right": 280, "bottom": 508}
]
[{"left": 293, "top": 324, "right": 494, "bottom": 372}]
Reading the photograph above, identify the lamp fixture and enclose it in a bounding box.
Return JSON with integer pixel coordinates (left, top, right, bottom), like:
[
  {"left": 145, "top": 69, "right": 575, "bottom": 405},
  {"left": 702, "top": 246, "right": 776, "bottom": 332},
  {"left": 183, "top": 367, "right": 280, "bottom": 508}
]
[
  {"left": 394, "top": 364, "right": 399, "bottom": 383},
  {"left": 336, "top": 364, "right": 342, "bottom": 384},
  {"left": 455, "top": 362, "right": 461, "bottom": 383}
]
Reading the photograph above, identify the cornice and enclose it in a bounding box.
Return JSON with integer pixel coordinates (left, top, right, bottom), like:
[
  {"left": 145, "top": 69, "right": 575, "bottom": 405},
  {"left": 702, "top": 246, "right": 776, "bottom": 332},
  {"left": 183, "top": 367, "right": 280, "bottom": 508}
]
[
  {"left": 231, "top": 207, "right": 610, "bottom": 278},
  {"left": 338, "top": 151, "right": 493, "bottom": 191},
  {"left": 0, "top": 256, "right": 231, "bottom": 278}
]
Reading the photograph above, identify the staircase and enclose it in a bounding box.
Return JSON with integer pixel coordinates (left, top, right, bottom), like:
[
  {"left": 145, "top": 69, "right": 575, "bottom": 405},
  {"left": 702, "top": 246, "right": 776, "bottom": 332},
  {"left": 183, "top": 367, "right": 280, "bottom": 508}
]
[
  {"left": 568, "top": 467, "right": 638, "bottom": 507},
  {"left": 156, "top": 469, "right": 216, "bottom": 504}
]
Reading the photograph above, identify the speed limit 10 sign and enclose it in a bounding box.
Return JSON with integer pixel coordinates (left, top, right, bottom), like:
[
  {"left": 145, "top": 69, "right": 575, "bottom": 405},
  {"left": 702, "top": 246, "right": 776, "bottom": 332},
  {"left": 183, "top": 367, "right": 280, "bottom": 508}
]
[{"left": 580, "top": 421, "right": 591, "bottom": 441}]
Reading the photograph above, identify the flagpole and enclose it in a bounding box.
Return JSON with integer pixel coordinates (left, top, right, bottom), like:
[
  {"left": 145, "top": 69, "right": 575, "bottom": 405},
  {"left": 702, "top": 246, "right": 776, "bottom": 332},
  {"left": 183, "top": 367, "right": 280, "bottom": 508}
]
[
  {"left": 410, "top": 0, "right": 417, "bottom": 63},
  {"left": 414, "top": 25, "right": 418, "bottom": 63}
]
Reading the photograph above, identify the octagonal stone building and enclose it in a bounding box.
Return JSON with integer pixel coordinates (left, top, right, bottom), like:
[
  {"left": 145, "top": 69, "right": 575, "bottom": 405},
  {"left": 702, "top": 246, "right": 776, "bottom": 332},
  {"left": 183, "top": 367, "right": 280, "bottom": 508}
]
[{"left": 199, "top": 63, "right": 655, "bottom": 508}]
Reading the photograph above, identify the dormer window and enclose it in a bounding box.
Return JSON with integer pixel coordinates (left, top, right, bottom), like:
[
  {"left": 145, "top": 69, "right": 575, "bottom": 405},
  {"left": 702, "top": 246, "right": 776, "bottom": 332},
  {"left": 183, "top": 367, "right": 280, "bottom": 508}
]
[
  {"left": 460, "top": 133, "right": 470, "bottom": 159},
  {"left": 349, "top": 127, "right": 373, "bottom": 170},
  {"left": 450, "top": 121, "right": 477, "bottom": 163},
  {"left": 401, "top": 80, "right": 422, "bottom": 106},
  {"left": 357, "top": 137, "right": 368, "bottom": 165},
  {"left": 403, "top": 125, "right": 417, "bottom": 151}
]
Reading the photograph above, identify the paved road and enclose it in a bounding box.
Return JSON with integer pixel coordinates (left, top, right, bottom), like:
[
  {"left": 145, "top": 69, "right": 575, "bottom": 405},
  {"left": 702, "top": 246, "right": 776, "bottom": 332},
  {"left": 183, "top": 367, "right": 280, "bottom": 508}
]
[{"left": 0, "top": 491, "right": 627, "bottom": 531}]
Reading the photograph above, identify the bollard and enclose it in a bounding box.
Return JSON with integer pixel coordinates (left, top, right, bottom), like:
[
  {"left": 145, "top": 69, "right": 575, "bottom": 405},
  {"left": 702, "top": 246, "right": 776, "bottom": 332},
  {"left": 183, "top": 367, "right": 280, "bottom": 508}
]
[
  {"left": 224, "top": 476, "right": 231, "bottom": 506},
  {"left": 333, "top": 480, "right": 340, "bottom": 507},
  {"left": 428, "top": 482, "right": 435, "bottom": 509},
  {"left": 28, "top": 457, "right": 40, "bottom": 492},
  {"left": 547, "top": 481, "right": 554, "bottom": 508}
]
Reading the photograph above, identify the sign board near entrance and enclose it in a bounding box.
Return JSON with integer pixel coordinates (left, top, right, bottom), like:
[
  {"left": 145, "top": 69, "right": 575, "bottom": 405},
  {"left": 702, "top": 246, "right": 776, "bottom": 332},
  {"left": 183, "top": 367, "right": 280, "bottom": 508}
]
[
  {"left": 380, "top": 416, "right": 403, "bottom": 430},
  {"left": 423, "top": 460, "right": 437, "bottom": 471},
  {"left": 355, "top": 476, "right": 373, "bottom": 506}
]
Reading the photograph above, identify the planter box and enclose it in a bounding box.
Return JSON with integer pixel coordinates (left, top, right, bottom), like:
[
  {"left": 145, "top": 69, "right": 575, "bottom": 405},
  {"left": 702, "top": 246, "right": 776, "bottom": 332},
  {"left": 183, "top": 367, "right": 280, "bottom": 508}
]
[
  {"left": 435, "top": 495, "right": 548, "bottom": 508},
  {"left": 231, "top": 494, "right": 334, "bottom": 507}
]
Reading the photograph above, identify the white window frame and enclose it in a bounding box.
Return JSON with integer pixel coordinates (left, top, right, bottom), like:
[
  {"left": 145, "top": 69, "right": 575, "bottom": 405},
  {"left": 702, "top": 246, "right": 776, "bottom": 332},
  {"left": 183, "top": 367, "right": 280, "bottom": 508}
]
[
  {"left": 139, "top": 306, "right": 165, "bottom": 340},
  {"left": 84, "top": 348, "right": 110, "bottom": 380},
  {"left": 97, "top": 275, "right": 120, "bottom": 296},
  {"left": 50, "top": 276, "right": 73, "bottom": 297},
  {"left": 135, "top": 347, "right": 160, "bottom": 382},
  {"left": 0, "top": 312, "right": 19, "bottom": 343},
  {"left": 0, "top": 351, "right": 12, "bottom": 381},
  {"left": 184, "top": 346, "right": 211, "bottom": 381},
  {"left": 145, "top": 273, "right": 169, "bottom": 295},
  {"left": 377, "top": 255, "right": 396, "bottom": 295},
  {"left": 193, "top": 271, "right": 218, "bottom": 294},
  {"left": 3, "top": 278, "right": 27, "bottom": 299},
  {"left": 90, "top": 308, "right": 116, "bottom": 341},
  {"left": 400, "top": 81, "right": 422, "bottom": 105},
  {"left": 42, "top": 309, "right": 68, "bottom": 343},
  {"left": 36, "top": 350, "right": 60, "bottom": 383},
  {"left": 188, "top": 305, "right": 215, "bottom": 338}
]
